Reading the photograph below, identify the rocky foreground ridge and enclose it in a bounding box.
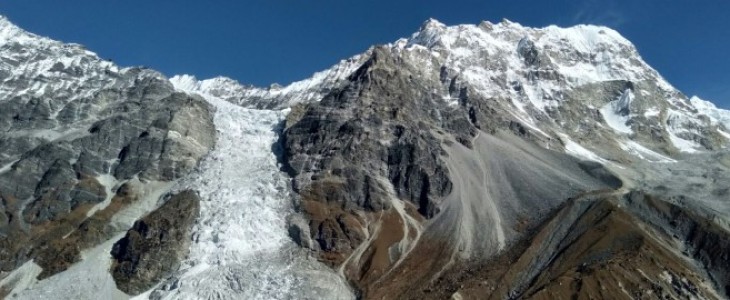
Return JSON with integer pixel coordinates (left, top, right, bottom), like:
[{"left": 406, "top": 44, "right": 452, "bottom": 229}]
[{"left": 0, "top": 15, "right": 729, "bottom": 299}]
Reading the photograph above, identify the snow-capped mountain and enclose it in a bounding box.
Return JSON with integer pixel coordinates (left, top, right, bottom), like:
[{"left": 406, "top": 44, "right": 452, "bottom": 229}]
[
  {"left": 177, "top": 18, "right": 729, "bottom": 158},
  {"left": 169, "top": 52, "right": 367, "bottom": 110},
  {"left": 1, "top": 14, "right": 730, "bottom": 300}
]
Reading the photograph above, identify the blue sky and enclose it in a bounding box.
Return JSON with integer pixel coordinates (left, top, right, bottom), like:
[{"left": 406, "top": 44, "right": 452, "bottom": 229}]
[{"left": 1, "top": 0, "right": 729, "bottom": 108}]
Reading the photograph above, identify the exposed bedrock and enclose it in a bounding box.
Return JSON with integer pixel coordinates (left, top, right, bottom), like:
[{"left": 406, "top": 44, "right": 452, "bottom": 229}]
[
  {"left": 0, "top": 68, "right": 215, "bottom": 280},
  {"left": 110, "top": 190, "right": 200, "bottom": 295},
  {"left": 283, "top": 46, "right": 623, "bottom": 296},
  {"left": 284, "top": 47, "right": 462, "bottom": 267}
]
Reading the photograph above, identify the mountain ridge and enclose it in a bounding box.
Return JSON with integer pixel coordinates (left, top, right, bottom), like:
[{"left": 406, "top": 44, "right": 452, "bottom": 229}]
[{"left": 0, "top": 15, "right": 729, "bottom": 299}]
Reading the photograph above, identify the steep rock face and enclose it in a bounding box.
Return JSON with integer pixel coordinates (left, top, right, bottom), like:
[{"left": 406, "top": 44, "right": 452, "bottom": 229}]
[
  {"left": 36, "top": 16, "right": 730, "bottom": 299},
  {"left": 283, "top": 47, "right": 464, "bottom": 266},
  {"left": 282, "top": 44, "right": 625, "bottom": 292},
  {"left": 0, "top": 15, "right": 215, "bottom": 284},
  {"left": 276, "top": 19, "right": 730, "bottom": 298},
  {"left": 110, "top": 190, "right": 200, "bottom": 295}
]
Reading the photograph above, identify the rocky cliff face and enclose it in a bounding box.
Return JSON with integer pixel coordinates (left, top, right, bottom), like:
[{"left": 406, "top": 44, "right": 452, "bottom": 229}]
[
  {"left": 1, "top": 14, "right": 730, "bottom": 300},
  {"left": 111, "top": 190, "right": 200, "bottom": 295},
  {"left": 271, "top": 19, "right": 730, "bottom": 298},
  {"left": 0, "top": 16, "right": 215, "bottom": 297}
]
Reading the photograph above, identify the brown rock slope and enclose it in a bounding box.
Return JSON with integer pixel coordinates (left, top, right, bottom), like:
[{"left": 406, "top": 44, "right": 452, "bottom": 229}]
[{"left": 371, "top": 192, "right": 730, "bottom": 300}]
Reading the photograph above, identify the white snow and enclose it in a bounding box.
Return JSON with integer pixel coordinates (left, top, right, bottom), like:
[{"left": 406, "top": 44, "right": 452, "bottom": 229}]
[
  {"left": 718, "top": 129, "right": 730, "bottom": 141},
  {"left": 558, "top": 134, "right": 608, "bottom": 163},
  {"left": 599, "top": 89, "right": 634, "bottom": 134},
  {"left": 0, "top": 159, "right": 18, "bottom": 174},
  {"left": 108, "top": 179, "right": 176, "bottom": 229},
  {"left": 0, "top": 260, "right": 43, "bottom": 297},
  {"left": 3, "top": 13, "right": 730, "bottom": 299},
  {"left": 644, "top": 108, "right": 661, "bottom": 118},
  {"left": 665, "top": 109, "right": 703, "bottom": 153},
  {"left": 85, "top": 173, "right": 119, "bottom": 217},
  {"left": 690, "top": 95, "right": 730, "bottom": 129},
  {"left": 169, "top": 53, "right": 365, "bottom": 109},
  {"left": 7, "top": 178, "right": 175, "bottom": 299},
  {"left": 619, "top": 140, "right": 676, "bottom": 163},
  {"left": 667, "top": 131, "right": 700, "bottom": 153},
  {"left": 12, "top": 233, "right": 129, "bottom": 300}
]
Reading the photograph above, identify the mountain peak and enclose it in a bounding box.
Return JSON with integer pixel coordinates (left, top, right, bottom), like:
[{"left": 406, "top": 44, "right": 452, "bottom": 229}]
[
  {"left": 0, "top": 15, "right": 30, "bottom": 44},
  {"left": 420, "top": 18, "right": 447, "bottom": 31}
]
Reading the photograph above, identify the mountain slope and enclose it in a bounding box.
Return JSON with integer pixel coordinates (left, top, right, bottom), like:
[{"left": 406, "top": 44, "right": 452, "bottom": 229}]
[
  {"left": 271, "top": 18, "right": 730, "bottom": 298},
  {"left": 0, "top": 15, "right": 219, "bottom": 298},
  {"left": 0, "top": 15, "right": 729, "bottom": 300}
]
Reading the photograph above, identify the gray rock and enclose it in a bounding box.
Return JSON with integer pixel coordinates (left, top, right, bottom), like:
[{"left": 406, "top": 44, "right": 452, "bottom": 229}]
[
  {"left": 517, "top": 37, "right": 541, "bottom": 67},
  {"left": 0, "top": 19, "right": 216, "bottom": 277},
  {"left": 284, "top": 47, "right": 460, "bottom": 219},
  {"left": 110, "top": 190, "right": 200, "bottom": 295}
]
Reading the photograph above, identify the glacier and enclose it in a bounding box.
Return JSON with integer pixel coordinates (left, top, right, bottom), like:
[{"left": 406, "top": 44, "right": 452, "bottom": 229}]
[{"left": 142, "top": 83, "right": 354, "bottom": 299}]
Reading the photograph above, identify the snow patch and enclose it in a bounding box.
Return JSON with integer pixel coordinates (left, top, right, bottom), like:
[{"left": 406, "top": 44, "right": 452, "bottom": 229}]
[
  {"left": 0, "top": 260, "right": 43, "bottom": 297},
  {"left": 718, "top": 129, "right": 730, "bottom": 141},
  {"left": 85, "top": 173, "right": 119, "bottom": 217},
  {"left": 169, "top": 53, "right": 364, "bottom": 109},
  {"left": 644, "top": 108, "right": 661, "bottom": 118},
  {"left": 619, "top": 140, "right": 676, "bottom": 163},
  {"left": 599, "top": 89, "right": 634, "bottom": 134},
  {"left": 667, "top": 131, "right": 700, "bottom": 153},
  {"left": 12, "top": 233, "right": 129, "bottom": 299},
  {"left": 665, "top": 109, "right": 703, "bottom": 153},
  {"left": 558, "top": 134, "right": 608, "bottom": 163},
  {"left": 690, "top": 95, "right": 730, "bottom": 129}
]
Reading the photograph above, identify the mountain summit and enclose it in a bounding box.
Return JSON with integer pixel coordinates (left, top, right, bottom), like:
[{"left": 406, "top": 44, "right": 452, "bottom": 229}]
[{"left": 1, "top": 16, "right": 729, "bottom": 299}]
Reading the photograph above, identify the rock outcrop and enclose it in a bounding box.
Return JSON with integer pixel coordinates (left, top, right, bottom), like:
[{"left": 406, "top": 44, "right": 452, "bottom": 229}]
[
  {"left": 110, "top": 190, "right": 200, "bottom": 295},
  {"left": 0, "top": 16, "right": 215, "bottom": 285}
]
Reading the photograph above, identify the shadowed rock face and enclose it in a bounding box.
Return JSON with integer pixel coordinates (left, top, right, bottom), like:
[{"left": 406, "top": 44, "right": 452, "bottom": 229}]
[
  {"left": 284, "top": 47, "right": 461, "bottom": 214},
  {"left": 110, "top": 190, "right": 200, "bottom": 295},
  {"left": 283, "top": 48, "right": 459, "bottom": 265}
]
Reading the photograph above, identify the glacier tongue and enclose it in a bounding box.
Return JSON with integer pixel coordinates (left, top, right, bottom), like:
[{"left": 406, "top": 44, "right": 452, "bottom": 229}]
[{"left": 146, "top": 88, "right": 353, "bottom": 299}]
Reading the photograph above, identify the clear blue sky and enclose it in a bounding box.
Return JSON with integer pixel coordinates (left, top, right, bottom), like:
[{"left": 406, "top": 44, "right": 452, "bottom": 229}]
[{"left": 1, "top": 0, "right": 729, "bottom": 108}]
